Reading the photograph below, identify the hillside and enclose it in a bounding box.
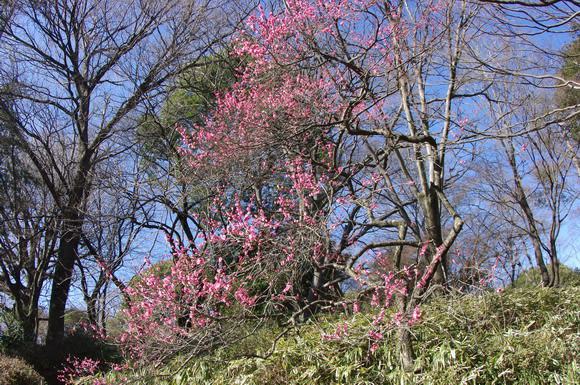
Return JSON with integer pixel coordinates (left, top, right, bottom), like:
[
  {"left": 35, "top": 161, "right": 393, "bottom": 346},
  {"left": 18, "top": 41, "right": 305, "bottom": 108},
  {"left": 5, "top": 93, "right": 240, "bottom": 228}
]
[{"left": 80, "top": 286, "right": 579, "bottom": 385}]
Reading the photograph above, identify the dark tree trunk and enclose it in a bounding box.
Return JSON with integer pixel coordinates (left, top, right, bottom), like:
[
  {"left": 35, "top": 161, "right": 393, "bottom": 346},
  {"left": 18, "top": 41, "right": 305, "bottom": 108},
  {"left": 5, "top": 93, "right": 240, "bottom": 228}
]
[
  {"left": 46, "top": 140, "right": 92, "bottom": 347},
  {"left": 529, "top": 235, "right": 549, "bottom": 286},
  {"left": 46, "top": 232, "right": 80, "bottom": 347},
  {"left": 20, "top": 311, "right": 38, "bottom": 344},
  {"left": 548, "top": 252, "right": 560, "bottom": 287},
  {"left": 86, "top": 296, "right": 98, "bottom": 327},
  {"left": 12, "top": 289, "right": 41, "bottom": 344},
  {"left": 423, "top": 186, "right": 446, "bottom": 285},
  {"left": 547, "top": 223, "right": 560, "bottom": 287}
]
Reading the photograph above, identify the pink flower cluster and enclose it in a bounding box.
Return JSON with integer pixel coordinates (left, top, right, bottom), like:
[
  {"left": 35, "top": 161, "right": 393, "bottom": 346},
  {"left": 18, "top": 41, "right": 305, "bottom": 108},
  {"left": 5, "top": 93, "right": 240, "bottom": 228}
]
[
  {"left": 57, "top": 356, "right": 100, "bottom": 385},
  {"left": 322, "top": 323, "right": 350, "bottom": 340},
  {"left": 119, "top": 0, "right": 455, "bottom": 362}
]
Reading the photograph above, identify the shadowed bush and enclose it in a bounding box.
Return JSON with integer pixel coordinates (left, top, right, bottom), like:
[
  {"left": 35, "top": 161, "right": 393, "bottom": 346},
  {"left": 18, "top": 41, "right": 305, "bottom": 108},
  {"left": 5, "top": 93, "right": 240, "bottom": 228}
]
[{"left": 0, "top": 353, "right": 45, "bottom": 385}]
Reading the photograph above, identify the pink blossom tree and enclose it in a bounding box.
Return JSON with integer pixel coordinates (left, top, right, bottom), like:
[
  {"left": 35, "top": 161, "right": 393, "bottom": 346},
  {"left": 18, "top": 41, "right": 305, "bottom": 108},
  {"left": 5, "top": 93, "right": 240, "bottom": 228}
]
[{"left": 121, "top": 0, "right": 485, "bottom": 370}]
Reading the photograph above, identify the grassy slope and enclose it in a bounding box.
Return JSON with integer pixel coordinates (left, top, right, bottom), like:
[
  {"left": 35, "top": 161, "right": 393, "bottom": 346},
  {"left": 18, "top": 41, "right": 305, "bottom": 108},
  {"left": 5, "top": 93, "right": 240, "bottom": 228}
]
[{"left": 92, "top": 287, "right": 579, "bottom": 385}]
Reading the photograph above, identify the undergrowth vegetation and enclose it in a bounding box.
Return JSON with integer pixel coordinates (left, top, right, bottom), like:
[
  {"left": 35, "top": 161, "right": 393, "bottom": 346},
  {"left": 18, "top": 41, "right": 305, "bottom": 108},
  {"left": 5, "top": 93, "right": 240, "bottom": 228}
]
[
  {"left": 78, "top": 286, "right": 579, "bottom": 385},
  {"left": 0, "top": 353, "right": 45, "bottom": 385}
]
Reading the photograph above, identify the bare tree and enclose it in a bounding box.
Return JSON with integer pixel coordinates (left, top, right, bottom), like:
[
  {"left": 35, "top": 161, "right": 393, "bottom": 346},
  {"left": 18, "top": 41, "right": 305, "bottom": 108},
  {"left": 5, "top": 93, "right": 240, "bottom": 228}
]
[
  {"left": 0, "top": 0, "right": 253, "bottom": 348},
  {"left": 446, "top": 0, "right": 579, "bottom": 287},
  {"left": 75, "top": 161, "right": 142, "bottom": 331},
  {"left": 0, "top": 0, "right": 17, "bottom": 38},
  {"left": 0, "top": 101, "right": 57, "bottom": 343},
  {"left": 477, "top": 121, "right": 578, "bottom": 286}
]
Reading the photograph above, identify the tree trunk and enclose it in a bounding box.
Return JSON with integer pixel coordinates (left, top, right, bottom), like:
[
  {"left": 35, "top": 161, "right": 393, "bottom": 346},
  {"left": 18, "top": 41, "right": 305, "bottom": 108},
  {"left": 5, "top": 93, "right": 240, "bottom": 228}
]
[
  {"left": 424, "top": 187, "right": 445, "bottom": 285},
  {"left": 398, "top": 327, "right": 415, "bottom": 371},
  {"left": 86, "top": 296, "right": 98, "bottom": 327},
  {"left": 46, "top": 232, "right": 80, "bottom": 347},
  {"left": 529, "top": 235, "right": 549, "bottom": 286},
  {"left": 46, "top": 141, "right": 92, "bottom": 347},
  {"left": 12, "top": 291, "right": 40, "bottom": 344},
  {"left": 396, "top": 285, "right": 416, "bottom": 372},
  {"left": 20, "top": 312, "right": 38, "bottom": 344},
  {"left": 547, "top": 221, "right": 560, "bottom": 287},
  {"left": 548, "top": 239, "right": 560, "bottom": 287}
]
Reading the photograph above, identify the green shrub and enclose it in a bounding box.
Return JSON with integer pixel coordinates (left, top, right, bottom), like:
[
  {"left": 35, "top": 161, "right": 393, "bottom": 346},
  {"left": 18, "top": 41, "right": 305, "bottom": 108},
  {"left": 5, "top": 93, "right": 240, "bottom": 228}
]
[
  {"left": 0, "top": 311, "right": 25, "bottom": 352},
  {"left": 0, "top": 354, "right": 45, "bottom": 385}
]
